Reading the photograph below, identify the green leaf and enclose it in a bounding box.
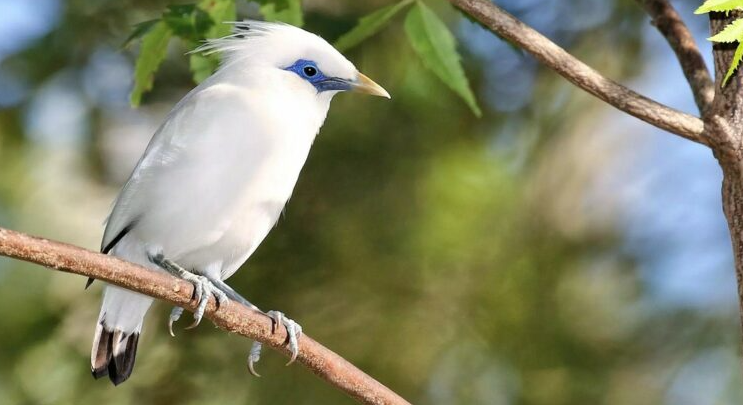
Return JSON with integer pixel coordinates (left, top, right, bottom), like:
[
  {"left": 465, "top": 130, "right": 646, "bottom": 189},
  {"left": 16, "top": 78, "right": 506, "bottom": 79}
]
[
  {"left": 723, "top": 42, "right": 743, "bottom": 86},
  {"left": 334, "top": 0, "right": 413, "bottom": 52},
  {"left": 130, "top": 21, "right": 173, "bottom": 107},
  {"left": 198, "top": 0, "right": 236, "bottom": 38},
  {"left": 189, "top": 53, "right": 219, "bottom": 84},
  {"left": 695, "top": 0, "right": 743, "bottom": 14},
  {"left": 123, "top": 19, "right": 160, "bottom": 48},
  {"left": 259, "top": 0, "right": 303, "bottom": 27},
  {"left": 404, "top": 1, "right": 481, "bottom": 117},
  {"left": 187, "top": 0, "right": 237, "bottom": 83},
  {"left": 709, "top": 19, "right": 743, "bottom": 42},
  {"left": 163, "top": 4, "right": 214, "bottom": 41}
]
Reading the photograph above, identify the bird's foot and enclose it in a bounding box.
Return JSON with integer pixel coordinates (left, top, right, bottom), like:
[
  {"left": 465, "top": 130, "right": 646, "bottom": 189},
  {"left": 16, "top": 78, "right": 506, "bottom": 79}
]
[
  {"left": 247, "top": 311, "right": 303, "bottom": 375},
  {"left": 268, "top": 310, "right": 303, "bottom": 365},
  {"left": 149, "top": 252, "right": 229, "bottom": 331},
  {"left": 180, "top": 272, "right": 228, "bottom": 329}
]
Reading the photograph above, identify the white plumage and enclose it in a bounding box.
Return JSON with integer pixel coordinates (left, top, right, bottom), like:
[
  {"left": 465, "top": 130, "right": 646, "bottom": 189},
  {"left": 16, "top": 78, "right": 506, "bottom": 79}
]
[{"left": 91, "top": 21, "right": 388, "bottom": 385}]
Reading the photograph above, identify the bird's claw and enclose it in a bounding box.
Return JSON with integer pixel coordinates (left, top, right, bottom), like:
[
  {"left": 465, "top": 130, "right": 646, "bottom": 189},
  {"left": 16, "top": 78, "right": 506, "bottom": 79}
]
[
  {"left": 186, "top": 275, "right": 228, "bottom": 329},
  {"left": 246, "top": 311, "right": 303, "bottom": 377},
  {"left": 168, "top": 306, "right": 184, "bottom": 337},
  {"left": 171, "top": 274, "right": 228, "bottom": 331},
  {"left": 267, "top": 310, "right": 303, "bottom": 365},
  {"left": 248, "top": 341, "right": 262, "bottom": 377}
]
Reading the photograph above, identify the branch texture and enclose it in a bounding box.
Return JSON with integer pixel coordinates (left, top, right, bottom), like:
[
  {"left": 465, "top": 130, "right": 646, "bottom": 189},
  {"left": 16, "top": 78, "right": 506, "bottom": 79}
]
[
  {"left": 708, "top": 11, "right": 743, "bottom": 363},
  {"left": 0, "top": 227, "right": 410, "bottom": 405},
  {"left": 447, "top": 0, "right": 708, "bottom": 145},
  {"left": 636, "top": 0, "right": 714, "bottom": 116}
]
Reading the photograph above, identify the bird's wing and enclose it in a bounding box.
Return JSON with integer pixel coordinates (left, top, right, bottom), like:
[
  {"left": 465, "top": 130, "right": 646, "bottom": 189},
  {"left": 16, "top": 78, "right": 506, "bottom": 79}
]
[{"left": 101, "top": 83, "right": 236, "bottom": 254}]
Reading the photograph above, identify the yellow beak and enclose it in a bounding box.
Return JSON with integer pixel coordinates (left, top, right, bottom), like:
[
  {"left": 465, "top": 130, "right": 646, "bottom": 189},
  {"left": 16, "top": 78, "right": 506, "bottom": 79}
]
[{"left": 351, "top": 72, "right": 391, "bottom": 99}]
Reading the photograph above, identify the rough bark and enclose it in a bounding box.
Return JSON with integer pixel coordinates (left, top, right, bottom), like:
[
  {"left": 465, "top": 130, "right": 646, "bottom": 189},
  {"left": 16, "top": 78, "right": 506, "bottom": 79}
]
[
  {"left": 635, "top": 0, "right": 715, "bottom": 116},
  {"left": 0, "top": 227, "right": 411, "bottom": 405},
  {"left": 709, "top": 12, "right": 743, "bottom": 346}
]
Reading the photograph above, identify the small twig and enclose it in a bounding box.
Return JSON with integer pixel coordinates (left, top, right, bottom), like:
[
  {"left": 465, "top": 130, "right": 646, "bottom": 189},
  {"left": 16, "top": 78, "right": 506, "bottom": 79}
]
[
  {"left": 0, "top": 227, "right": 411, "bottom": 405},
  {"left": 447, "top": 0, "right": 708, "bottom": 146},
  {"left": 635, "top": 0, "right": 715, "bottom": 116}
]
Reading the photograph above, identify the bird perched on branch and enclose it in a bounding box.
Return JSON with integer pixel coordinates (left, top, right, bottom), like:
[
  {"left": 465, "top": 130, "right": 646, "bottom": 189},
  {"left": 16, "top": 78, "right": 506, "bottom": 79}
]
[{"left": 90, "top": 21, "right": 389, "bottom": 385}]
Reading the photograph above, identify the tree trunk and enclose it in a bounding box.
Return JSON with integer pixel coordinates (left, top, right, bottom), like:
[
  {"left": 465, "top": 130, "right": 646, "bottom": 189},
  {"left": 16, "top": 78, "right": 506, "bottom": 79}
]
[
  {"left": 722, "top": 170, "right": 743, "bottom": 329},
  {"left": 710, "top": 12, "right": 743, "bottom": 345}
]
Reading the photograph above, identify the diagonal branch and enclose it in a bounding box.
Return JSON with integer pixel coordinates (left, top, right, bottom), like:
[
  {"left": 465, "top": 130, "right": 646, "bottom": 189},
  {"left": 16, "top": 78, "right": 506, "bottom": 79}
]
[
  {"left": 0, "top": 227, "right": 411, "bottom": 405},
  {"left": 447, "top": 0, "right": 708, "bottom": 146},
  {"left": 635, "top": 0, "right": 715, "bottom": 116}
]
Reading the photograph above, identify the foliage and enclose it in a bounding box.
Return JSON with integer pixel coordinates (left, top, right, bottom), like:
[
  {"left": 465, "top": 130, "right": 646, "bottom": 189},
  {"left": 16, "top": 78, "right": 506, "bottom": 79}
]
[
  {"left": 696, "top": 0, "right": 743, "bottom": 86},
  {"left": 127, "top": 0, "right": 238, "bottom": 103},
  {"left": 126, "top": 0, "right": 481, "bottom": 115},
  {"left": 190, "top": 0, "right": 237, "bottom": 83},
  {"left": 695, "top": 0, "right": 743, "bottom": 13},
  {"left": 404, "top": 1, "right": 481, "bottom": 117},
  {"left": 130, "top": 21, "right": 172, "bottom": 107},
  {"left": 334, "top": 0, "right": 414, "bottom": 52},
  {"left": 257, "top": 0, "right": 304, "bottom": 27},
  {"left": 127, "top": 1, "right": 236, "bottom": 105}
]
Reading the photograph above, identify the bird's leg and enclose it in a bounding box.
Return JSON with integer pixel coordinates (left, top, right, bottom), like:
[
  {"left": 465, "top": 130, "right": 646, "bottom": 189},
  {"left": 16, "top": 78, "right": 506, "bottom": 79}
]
[
  {"left": 244, "top": 312, "right": 303, "bottom": 376},
  {"left": 199, "top": 275, "right": 303, "bottom": 375},
  {"left": 201, "top": 275, "right": 259, "bottom": 311},
  {"left": 147, "top": 252, "right": 228, "bottom": 331}
]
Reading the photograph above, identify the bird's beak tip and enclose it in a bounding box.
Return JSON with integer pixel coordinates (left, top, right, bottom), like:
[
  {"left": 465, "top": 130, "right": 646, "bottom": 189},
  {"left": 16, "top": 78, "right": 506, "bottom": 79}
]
[{"left": 353, "top": 72, "right": 391, "bottom": 99}]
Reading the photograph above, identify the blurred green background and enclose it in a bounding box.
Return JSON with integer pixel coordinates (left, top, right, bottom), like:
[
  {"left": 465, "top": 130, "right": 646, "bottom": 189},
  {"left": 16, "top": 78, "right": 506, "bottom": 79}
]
[{"left": 1, "top": 0, "right": 742, "bottom": 404}]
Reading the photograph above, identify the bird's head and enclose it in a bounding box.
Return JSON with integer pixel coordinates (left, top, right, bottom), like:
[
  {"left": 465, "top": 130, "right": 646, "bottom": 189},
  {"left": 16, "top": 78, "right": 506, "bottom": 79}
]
[{"left": 197, "top": 21, "right": 390, "bottom": 99}]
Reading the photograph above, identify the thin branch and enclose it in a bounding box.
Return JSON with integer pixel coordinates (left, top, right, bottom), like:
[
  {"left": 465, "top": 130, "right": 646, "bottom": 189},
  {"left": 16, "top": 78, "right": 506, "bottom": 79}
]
[
  {"left": 0, "top": 227, "right": 410, "bottom": 405},
  {"left": 635, "top": 0, "right": 715, "bottom": 116},
  {"left": 447, "top": 0, "right": 708, "bottom": 146}
]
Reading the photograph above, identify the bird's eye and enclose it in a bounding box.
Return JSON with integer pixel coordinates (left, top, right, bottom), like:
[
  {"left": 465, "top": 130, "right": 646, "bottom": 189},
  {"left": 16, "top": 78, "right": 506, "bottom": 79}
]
[{"left": 303, "top": 66, "right": 317, "bottom": 77}]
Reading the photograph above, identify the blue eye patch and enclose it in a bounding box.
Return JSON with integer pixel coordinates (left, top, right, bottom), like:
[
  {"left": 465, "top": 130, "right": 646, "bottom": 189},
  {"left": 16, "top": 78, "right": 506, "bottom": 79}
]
[{"left": 284, "top": 59, "right": 353, "bottom": 93}]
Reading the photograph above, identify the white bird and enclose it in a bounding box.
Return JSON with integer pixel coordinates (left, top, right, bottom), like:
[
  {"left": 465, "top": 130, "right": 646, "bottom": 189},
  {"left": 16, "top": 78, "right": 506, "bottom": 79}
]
[{"left": 90, "top": 21, "right": 389, "bottom": 385}]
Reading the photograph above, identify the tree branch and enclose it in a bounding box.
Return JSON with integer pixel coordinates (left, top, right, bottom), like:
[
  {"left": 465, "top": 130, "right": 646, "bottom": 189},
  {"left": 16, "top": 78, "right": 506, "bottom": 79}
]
[
  {"left": 635, "top": 0, "right": 715, "bottom": 116},
  {"left": 0, "top": 227, "right": 410, "bottom": 405},
  {"left": 447, "top": 0, "right": 708, "bottom": 146}
]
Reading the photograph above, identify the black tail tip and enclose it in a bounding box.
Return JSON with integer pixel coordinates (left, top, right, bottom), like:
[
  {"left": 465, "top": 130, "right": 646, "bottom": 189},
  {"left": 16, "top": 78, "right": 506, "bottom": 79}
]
[
  {"left": 91, "top": 325, "right": 139, "bottom": 386},
  {"left": 91, "top": 366, "right": 108, "bottom": 379},
  {"left": 92, "top": 362, "right": 133, "bottom": 386},
  {"left": 108, "top": 367, "right": 130, "bottom": 386}
]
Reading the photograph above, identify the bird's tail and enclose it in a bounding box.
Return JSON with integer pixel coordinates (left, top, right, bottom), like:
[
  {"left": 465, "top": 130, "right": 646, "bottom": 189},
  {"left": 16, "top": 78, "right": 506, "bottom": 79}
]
[{"left": 91, "top": 285, "right": 154, "bottom": 385}]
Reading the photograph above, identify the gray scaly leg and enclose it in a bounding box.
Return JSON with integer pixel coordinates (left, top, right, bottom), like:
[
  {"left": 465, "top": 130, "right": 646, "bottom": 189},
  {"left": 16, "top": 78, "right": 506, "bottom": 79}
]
[
  {"left": 148, "top": 252, "right": 227, "bottom": 330},
  {"left": 203, "top": 275, "right": 260, "bottom": 311}
]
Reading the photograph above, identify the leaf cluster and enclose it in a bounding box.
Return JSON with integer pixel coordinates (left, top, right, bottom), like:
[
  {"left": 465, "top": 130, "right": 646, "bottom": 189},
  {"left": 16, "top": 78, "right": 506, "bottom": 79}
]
[
  {"left": 128, "top": 0, "right": 239, "bottom": 106},
  {"left": 696, "top": 0, "right": 743, "bottom": 86},
  {"left": 127, "top": 0, "right": 480, "bottom": 116},
  {"left": 335, "top": 0, "right": 480, "bottom": 116}
]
